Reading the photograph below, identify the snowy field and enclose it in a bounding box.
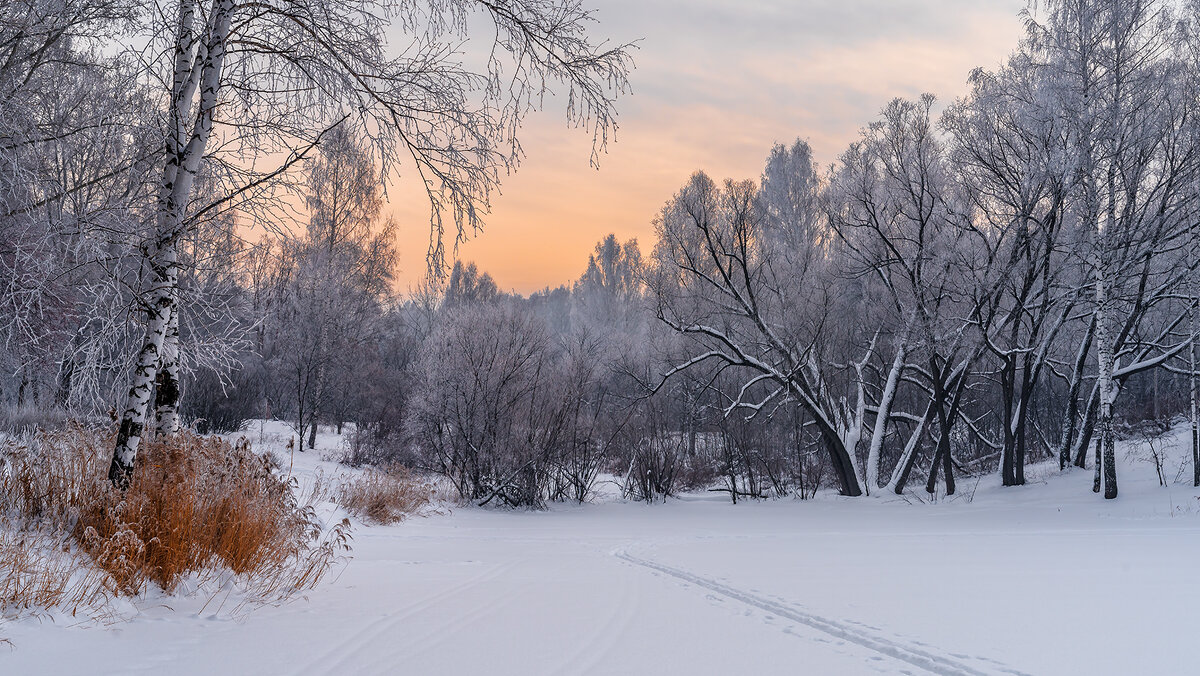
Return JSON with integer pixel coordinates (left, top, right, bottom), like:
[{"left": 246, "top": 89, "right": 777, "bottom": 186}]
[{"left": 5, "top": 422, "right": 1200, "bottom": 675}]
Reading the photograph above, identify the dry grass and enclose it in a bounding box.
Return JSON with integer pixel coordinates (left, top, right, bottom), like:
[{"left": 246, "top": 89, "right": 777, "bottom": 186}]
[
  {"left": 0, "top": 524, "right": 115, "bottom": 623},
  {"left": 1, "top": 423, "right": 110, "bottom": 530},
  {"left": 76, "top": 434, "right": 314, "bottom": 593},
  {"left": 0, "top": 424, "right": 352, "bottom": 625},
  {"left": 338, "top": 465, "right": 438, "bottom": 524}
]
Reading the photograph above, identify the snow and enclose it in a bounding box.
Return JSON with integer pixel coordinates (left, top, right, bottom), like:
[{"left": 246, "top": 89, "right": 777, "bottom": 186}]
[{"left": 5, "top": 421, "right": 1200, "bottom": 675}]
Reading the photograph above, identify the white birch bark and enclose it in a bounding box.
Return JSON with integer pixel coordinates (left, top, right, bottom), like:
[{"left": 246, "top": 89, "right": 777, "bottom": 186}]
[
  {"left": 110, "top": 0, "right": 234, "bottom": 485},
  {"left": 1190, "top": 220, "right": 1199, "bottom": 487},
  {"left": 1094, "top": 240, "right": 1118, "bottom": 497},
  {"left": 154, "top": 302, "right": 182, "bottom": 435}
]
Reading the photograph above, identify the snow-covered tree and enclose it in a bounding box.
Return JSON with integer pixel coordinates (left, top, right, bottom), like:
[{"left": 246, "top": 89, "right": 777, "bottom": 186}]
[{"left": 107, "top": 0, "right": 635, "bottom": 486}]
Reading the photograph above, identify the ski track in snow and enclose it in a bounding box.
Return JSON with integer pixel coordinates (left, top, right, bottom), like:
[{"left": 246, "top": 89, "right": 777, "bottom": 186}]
[
  {"left": 291, "top": 560, "right": 516, "bottom": 676},
  {"left": 614, "top": 548, "right": 1031, "bottom": 676},
  {"left": 351, "top": 565, "right": 535, "bottom": 675},
  {"left": 546, "top": 564, "right": 640, "bottom": 676}
]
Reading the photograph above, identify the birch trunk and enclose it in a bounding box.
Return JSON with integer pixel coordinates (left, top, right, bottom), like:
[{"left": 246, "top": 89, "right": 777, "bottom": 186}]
[
  {"left": 1190, "top": 222, "right": 1199, "bottom": 487},
  {"left": 154, "top": 302, "right": 182, "bottom": 435},
  {"left": 1192, "top": 300, "right": 1199, "bottom": 487},
  {"left": 109, "top": 237, "right": 179, "bottom": 486},
  {"left": 1093, "top": 21, "right": 1121, "bottom": 498},
  {"left": 1094, "top": 210, "right": 1118, "bottom": 499},
  {"left": 109, "top": 0, "right": 234, "bottom": 487}
]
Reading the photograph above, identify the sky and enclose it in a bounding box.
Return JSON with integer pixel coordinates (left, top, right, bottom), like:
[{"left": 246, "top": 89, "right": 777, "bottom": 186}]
[{"left": 386, "top": 0, "right": 1028, "bottom": 294}]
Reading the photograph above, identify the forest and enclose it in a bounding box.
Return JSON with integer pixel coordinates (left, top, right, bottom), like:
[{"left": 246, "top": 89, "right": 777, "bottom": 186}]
[
  {"left": 5, "top": 0, "right": 1198, "bottom": 505},
  {"left": 6, "top": 1, "right": 1200, "bottom": 672}
]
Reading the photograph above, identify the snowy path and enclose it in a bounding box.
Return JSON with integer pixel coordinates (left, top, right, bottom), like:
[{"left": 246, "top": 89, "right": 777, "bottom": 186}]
[{"left": 6, "top": 426, "right": 1200, "bottom": 675}]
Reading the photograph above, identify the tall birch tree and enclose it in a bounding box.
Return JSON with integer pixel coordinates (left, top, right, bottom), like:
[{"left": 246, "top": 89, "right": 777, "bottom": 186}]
[{"left": 107, "top": 0, "right": 634, "bottom": 486}]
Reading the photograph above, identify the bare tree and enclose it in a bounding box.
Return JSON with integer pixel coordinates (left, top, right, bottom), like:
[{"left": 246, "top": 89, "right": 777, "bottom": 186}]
[
  {"left": 828, "top": 96, "right": 985, "bottom": 496},
  {"left": 107, "top": 0, "right": 635, "bottom": 486},
  {"left": 650, "top": 167, "right": 868, "bottom": 497},
  {"left": 943, "top": 51, "right": 1078, "bottom": 487}
]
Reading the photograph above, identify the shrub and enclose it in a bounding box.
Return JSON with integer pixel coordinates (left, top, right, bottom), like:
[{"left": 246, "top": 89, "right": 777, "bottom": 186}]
[
  {"left": 337, "top": 426, "right": 414, "bottom": 468},
  {"left": 76, "top": 434, "right": 324, "bottom": 593},
  {"left": 337, "top": 465, "right": 436, "bottom": 524},
  {"left": 1, "top": 423, "right": 111, "bottom": 530},
  {"left": 0, "top": 424, "right": 350, "bottom": 622},
  {"left": 407, "top": 304, "right": 623, "bottom": 507},
  {"left": 622, "top": 435, "right": 686, "bottom": 503}
]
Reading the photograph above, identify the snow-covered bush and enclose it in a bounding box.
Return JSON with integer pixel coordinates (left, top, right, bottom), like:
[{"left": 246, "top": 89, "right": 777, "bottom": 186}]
[
  {"left": 621, "top": 433, "right": 686, "bottom": 503},
  {"left": 407, "top": 302, "right": 626, "bottom": 507}
]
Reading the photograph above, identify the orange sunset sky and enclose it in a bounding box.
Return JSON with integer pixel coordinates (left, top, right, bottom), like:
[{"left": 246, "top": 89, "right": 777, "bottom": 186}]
[{"left": 386, "top": 0, "right": 1028, "bottom": 294}]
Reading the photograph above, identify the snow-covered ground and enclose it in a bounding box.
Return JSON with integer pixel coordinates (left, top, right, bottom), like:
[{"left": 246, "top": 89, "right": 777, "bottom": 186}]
[{"left": 5, "top": 421, "right": 1200, "bottom": 675}]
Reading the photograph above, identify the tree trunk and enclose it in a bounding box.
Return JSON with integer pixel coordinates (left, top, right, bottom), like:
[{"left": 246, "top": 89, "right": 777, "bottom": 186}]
[
  {"left": 1014, "top": 396, "right": 1028, "bottom": 486},
  {"left": 819, "top": 423, "right": 862, "bottom": 497},
  {"left": 866, "top": 344, "right": 905, "bottom": 494},
  {"left": 154, "top": 304, "right": 182, "bottom": 435},
  {"left": 306, "top": 315, "right": 330, "bottom": 450},
  {"left": 1190, "top": 229, "right": 1199, "bottom": 487},
  {"left": 109, "top": 0, "right": 235, "bottom": 488},
  {"left": 1011, "top": 360, "right": 1034, "bottom": 486},
  {"left": 942, "top": 425, "right": 955, "bottom": 496},
  {"left": 925, "top": 419, "right": 956, "bottom": 496},
  {"left": 1073, "top": 385, "right": 1099, "bottom": 468},
  {"left": 55, "top": 334, "right": 81, "bottom": 408},
  {"left": 1094, "top": 18, "right": 1119, "bottom": 501},
  {"left": 1000, "top": 355, "right": 1017, "bottom": 486},
  {"left": 1094, "top": 188, "right": 1118, "bottom": 500},
  {"left": 888, "top": 403, "right": 931, "bottom": 494},
  {"left": 55, "top": 360, "right": 73, "bottom": 408},
  {"left": 925, "top": 358, "right": 955, "bottom": 496},
  {"left": 1095, "top": 382, "right": 1118, "bottom": 499},
  {"left": 17, "top": 368, "right": 28, "bottom": 408},
  {"left": 111, "top": 242, "right": 178, "bottom": 487},
  {"left": 1058, "top": 317, "right": 1095, "bottom": 469}
]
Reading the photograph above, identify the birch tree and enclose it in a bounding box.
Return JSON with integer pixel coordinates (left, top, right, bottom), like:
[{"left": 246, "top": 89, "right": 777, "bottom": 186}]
[
  {"left": 107, "top": 0, "right": 635, "bottom": 486},
  {"left": 1029, "top": 0, "right": 1198, "bottom": 497}
]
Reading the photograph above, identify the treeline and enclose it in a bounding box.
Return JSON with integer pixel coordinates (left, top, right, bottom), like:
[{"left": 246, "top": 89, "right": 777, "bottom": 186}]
[
  {"left": 647, "top": 0, "right": 1200, "bottom": 500},
  {"left": 650, "top": 0, "right": 1200, "bottom": 500},
  {"left": 258, "top": 0, "right": 1200, "bottom": 503},
  {"left": 6, "top": 0, "right": 1200, "bottom": 505}
]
